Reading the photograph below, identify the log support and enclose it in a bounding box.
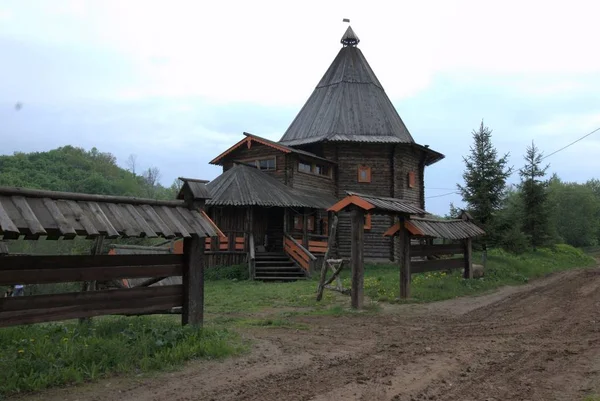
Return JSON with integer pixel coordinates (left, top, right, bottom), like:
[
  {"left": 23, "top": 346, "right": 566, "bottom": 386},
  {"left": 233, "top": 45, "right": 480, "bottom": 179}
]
[
  {"left": 463, "top": 238, "right": 473, "bottom": 279},
  {"left": 350, "top": 207, "right": 364, "bottom": 309},
  {"left": 182, "top": 235, "right": 204, "bottom": 326},
  {"left": 399, "top": 219, "right": 411, "bottom": 299}
]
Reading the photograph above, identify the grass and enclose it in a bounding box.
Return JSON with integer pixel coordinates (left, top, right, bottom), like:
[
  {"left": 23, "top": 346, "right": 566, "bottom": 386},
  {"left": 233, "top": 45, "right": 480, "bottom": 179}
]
[
  {"left": 0, "top": 316, "right": 246, "bottom": 399},
  {"left": 583, "top": 395, "right": 600, "bottom": 401},
  {"left": 1, "top": 243, "right": 594, "bottom": 398}
]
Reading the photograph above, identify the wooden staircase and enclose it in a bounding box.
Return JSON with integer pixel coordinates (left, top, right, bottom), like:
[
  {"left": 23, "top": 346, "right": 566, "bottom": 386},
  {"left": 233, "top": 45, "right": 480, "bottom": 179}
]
[{"left": 254, "top": 252, "right": 307, "bottom": 281}]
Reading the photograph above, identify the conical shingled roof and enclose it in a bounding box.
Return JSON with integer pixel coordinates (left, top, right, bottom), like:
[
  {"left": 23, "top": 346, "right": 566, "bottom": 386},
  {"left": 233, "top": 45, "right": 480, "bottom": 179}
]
[{"left": 279, "top": 27, "right": 414, "bottom": 146}]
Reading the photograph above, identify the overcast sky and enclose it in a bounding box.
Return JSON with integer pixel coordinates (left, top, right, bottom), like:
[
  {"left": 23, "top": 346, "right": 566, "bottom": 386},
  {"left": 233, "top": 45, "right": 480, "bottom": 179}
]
[{"left": 1, "top": 0, "right": 599, "bottom": 215}]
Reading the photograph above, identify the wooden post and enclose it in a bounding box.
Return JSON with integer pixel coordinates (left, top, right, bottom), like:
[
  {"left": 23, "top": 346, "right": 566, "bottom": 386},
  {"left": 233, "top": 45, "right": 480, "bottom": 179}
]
[
  {"left": 302, "top": 208, "right": 309, "bottom": 247},
  {"left": 463, "top": 238, "right": 473, "bottom": 279},
  {"left": 182, "top": 235, "right": 204, "bottom": 326},
  {"left": 350, "top": 207, "right": 364, "bottom": 309},
  {"left": 283, "top": 208, "right": 289, "bottom": 234},
  {"left": 79, "top": 235, "right": 104, "bottom": 324},
  {"left": 316, "top": 214, "right": 339, "bottom": 301},
  {"left": 399, "top": 219, "right": 411, "bottom": 299}
]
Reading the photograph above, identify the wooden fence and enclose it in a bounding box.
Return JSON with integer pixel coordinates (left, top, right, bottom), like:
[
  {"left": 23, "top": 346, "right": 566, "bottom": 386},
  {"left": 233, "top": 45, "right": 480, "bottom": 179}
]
[{"left": 0, "top": 249, "right": 204, "bottom": 328}]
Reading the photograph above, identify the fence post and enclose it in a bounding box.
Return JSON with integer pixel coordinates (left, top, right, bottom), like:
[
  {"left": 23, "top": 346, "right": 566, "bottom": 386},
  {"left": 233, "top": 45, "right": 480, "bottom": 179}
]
[
  {"left": 399, "top": 218, "right": 411, "bottom": 299},
  {"left": 182, "top": 235, "right": 204, "bottom": 326},
  {"left": 350, "top": 207, "right": 364, "bottom": 309},
  {"left": 463, "top": 238, "right": 473, "bottom": 279}
]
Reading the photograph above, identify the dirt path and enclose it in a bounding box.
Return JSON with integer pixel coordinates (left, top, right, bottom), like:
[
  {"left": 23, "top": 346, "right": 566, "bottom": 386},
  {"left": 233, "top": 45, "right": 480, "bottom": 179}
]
[{"left": 21, "top": 267, "right": 600, "bottom": 401}]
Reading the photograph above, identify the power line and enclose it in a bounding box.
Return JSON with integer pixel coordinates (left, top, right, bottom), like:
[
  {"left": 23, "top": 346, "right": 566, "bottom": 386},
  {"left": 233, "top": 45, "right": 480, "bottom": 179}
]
[
  {"left": 542, "top": 127, "right": 600, "bottom": 160},
  {"left": 426, "top": 187, "right": 457, "bottom": 190},
  {"left": 426, "top": 191, "right": 459, "bottom": 199}
]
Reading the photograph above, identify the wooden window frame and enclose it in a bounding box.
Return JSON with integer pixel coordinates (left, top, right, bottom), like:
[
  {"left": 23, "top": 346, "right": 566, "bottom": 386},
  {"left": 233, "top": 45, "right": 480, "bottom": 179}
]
[
  {"left": 358, "top": 165, "right": 371, "bottom": 183},
  {"left": 364, "top": 214, "right": 372, "bottom": 230},
  {"left": 408, "top": 171, "right": 416, "bottom": 188},
  {"left": 297, "top": 159, "right": 333, "bottom": 179},
  {"left": 321, "top": 217, "right": 329, "bottom": 236},
  {"left": 293, "top": 215, "right": 303, "bottom": 230},
  {"left": 238, "top": 156, "right": 277, "bottom": 171},
  {"left": 307, "top": 216, "right": 315, "bottom": 232}
]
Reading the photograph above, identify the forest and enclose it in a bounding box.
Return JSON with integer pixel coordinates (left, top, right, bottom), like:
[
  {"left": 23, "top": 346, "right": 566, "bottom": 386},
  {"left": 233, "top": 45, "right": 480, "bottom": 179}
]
[{"left": 451, "top": 121, "right": 600, "bottom": 253}]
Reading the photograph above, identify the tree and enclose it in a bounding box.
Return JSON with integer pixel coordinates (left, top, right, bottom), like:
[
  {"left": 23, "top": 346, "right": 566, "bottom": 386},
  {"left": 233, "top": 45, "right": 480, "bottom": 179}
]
[
  {"left": 518, "top": 141, "right": 551, "bottom": 249},
  {"left": 126, "top": 154, "right": 138, "bottom": 175},
  {"left": 457, "top": 120, "right": 513, "bottom": 245}
]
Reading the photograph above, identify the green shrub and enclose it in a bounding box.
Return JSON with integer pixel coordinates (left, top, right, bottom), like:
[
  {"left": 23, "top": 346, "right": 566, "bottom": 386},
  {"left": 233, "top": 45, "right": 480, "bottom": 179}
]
[{"left": 204, "top": 264, "right": 248, "bottom": 281}]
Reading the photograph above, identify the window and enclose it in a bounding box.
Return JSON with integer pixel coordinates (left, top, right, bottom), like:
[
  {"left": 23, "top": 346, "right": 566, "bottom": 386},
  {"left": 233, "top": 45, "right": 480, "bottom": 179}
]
[
  {"left": 358, "top": 165, "right": 371, "bottom": 183},
  {"left": 298, "top": 162, "right": 312, "bottom": 173},
  {"left": 364, "top": 214, "right": 372, "bottom": 230},
  {"left": 258, "top": 158, "right": 276, "bottom": 170},
  {"left": 293, "top": 215, "right": 303, "bottom": 230},
  {"left": 408, "top": 171, "right": 416, "bottom": 188},
  {"left": 307, "top": 216, "right": 315, "bottom": 232},
  {"left": 314, "top": 164, "right": 330, "bottom": 177},
  {"left": 320, "top": 217, "right": 329, "bottom": 235}
]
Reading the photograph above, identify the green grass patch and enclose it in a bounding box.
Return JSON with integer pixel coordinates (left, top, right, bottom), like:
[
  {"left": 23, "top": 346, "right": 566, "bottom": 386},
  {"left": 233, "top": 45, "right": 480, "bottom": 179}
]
[
  {"left": 583, "top": 395, "right": 600, "bottom": 401},
  {"left": 0, "top": 316, "right": 246, "bottom": 399},
  {"left": 236, "top": 318, "right": 309, "bottom": 330},
  {"left": 339, "top": 244, "right": 596, "bottom": 303}
]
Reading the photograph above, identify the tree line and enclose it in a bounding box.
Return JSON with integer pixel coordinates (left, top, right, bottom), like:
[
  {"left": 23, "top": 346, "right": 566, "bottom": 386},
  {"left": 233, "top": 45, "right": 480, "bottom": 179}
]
[{"left": 452, "top": 121, "right": 600, "bottom": 253}]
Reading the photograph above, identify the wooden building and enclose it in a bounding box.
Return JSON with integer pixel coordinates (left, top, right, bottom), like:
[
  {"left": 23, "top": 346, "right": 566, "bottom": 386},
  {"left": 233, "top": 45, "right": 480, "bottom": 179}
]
[{"left": 205, "top": 26, "right": 444, "bottom": 271}]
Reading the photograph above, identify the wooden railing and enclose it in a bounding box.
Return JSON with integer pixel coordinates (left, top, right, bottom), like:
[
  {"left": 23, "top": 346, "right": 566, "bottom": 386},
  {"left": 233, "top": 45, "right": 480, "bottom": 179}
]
[
  {"left": 0, "top": 254, "right": 185, "bottom": 327},
  {"left": 205, "top": 231, "right": 246, "bottom": 252},
  {"left": 410, "top": 243, "right": 469, "bottom": 275},
  {"left": 289, "top": 233, "right": 329, "bottom": 254},
  {"left": 284, "top": 233, "right": 316, "bottom": 273},
  {"left": 248, "top": 232, "right": 256, "bottom": 280}
]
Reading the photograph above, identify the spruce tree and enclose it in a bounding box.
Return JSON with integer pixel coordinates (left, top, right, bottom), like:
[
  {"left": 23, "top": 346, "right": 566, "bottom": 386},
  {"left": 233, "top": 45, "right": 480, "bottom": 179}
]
[
  {"left": 519, "top": 141, "right": 551, "bottom": 248},
  {"left": 457, "top": 120, "right": 513, "bottom": 245}
]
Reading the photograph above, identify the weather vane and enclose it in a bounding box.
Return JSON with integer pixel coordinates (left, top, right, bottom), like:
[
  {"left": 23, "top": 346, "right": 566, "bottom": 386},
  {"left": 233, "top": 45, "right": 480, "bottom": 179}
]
[{"left": 343, "top": 18, "right": 350, "bottom": 23}]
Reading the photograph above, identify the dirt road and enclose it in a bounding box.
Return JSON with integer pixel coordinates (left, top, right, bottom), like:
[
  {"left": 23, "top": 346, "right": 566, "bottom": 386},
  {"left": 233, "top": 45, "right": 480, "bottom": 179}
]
[{"left": 23, "top": 267, "right": 600, "bottom": 401}]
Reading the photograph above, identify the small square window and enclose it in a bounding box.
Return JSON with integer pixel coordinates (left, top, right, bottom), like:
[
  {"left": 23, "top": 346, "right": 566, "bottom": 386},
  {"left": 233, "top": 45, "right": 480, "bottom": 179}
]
[
  {"left": 307, "top": 216, "right": 315, "bottom": 231},
  {"left": 358, "top": 165, "right": 371, "bottom": 183}
]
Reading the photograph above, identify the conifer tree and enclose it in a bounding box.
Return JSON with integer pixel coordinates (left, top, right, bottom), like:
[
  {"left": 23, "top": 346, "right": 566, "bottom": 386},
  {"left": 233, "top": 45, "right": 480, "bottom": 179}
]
[
  {"left": 457, "top": 120, "right": 513, "bottom": 245},
  {"left": 519, "top": 141, "right": 551, "bottom": 249}
]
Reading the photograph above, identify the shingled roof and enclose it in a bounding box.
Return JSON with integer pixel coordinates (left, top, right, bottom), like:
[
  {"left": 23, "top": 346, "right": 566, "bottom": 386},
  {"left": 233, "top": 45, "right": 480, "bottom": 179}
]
[
  {"left": 278, "top": 26, "right": 415, "bottom": 147},
  {"left": 206, "top": 164, "right": 337, "bottom": 209}
]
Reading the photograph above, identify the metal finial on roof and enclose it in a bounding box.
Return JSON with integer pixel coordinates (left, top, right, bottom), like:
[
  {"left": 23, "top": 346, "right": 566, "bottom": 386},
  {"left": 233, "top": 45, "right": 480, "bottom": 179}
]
[{"left": 341, "top": 26, "right": 359, "bottom": 47}]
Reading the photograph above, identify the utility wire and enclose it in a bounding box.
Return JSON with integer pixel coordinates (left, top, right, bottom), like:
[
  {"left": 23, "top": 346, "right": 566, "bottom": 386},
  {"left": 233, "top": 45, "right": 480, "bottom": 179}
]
[
  {"left": 542, "top": 127, "right": 600, "bottom": 160},
  {"left": 425, "top": 191, "right": 459, "bottom": 199}
]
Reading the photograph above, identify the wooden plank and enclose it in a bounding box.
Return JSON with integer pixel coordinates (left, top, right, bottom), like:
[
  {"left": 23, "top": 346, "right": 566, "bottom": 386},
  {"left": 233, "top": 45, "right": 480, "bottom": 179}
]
[
  {"left": 399, "top": 221, "right": 410, "bottom": 299},
  {"left": 410, "top": 243, "right": 464, "bottom": 257},
  {"left": 160, "top": 206, "right": 191, "bottom": 238},
  {"left": 463, "top": 238, "right": 473, "bottom": 279},
  {"left": 0, "top": 198, "right": 20, "bottom": 239},
  {"left": 411, "top": 258, "right": 464, "bottom": 274},
  {"left": 0, "top": 186, "right": 184, "bottom": 207},
  {"left": 85, "top": 202, "right": 120, "bottom": 238},
  {"left": 106, "top": 203, "right": 139, "bottom": 237},
  {"left": 125, "top": 204, "right": 158, "bottom": 238},
  {"left": 0, "top": 285, "right": 181, "bottom": 312},
  {"left": 64, "top": 200, "right": 100, "bottom": 238},
  {"left": 42, "top": 198, "right": 77, "bottom": 239},
  {"left": 350, "top": 208, "right": 364, "bottom": 309},
  {"left": 12, "top": 196, "right": 47, "bottom": 238},
  {"left": 182, "top": 235, "right": 204, "bottom": 326},
  {"left": 0, "top": 254, "right": 184, "bottom": 285},
  {"left": 141, "top": 204, "right": 175, "bottom": 238},
  {"left": 0, "top": 294, "right": 181, "bottom": 328}
]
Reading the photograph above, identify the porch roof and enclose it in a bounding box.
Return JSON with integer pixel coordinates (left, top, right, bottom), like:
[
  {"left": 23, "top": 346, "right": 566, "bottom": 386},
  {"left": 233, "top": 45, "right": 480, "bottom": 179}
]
[
  {"left": 328, "top": 192, "right": 426, "bottom": 215},
  {"left": 206, "top": 164, "right": 337, "bottom": 209},
  {"left": 383, "top": 218, "right": 485, "bottom": 240}
]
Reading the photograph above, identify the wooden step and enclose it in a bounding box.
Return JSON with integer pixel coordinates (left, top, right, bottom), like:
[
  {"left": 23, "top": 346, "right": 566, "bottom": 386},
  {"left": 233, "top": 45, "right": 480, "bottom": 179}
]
[
  {"left": 256, "top": 266, "right": 302, "bottom": 271},
  {"left": 256, "top": 276, "right": 307, "bottom": 281}
]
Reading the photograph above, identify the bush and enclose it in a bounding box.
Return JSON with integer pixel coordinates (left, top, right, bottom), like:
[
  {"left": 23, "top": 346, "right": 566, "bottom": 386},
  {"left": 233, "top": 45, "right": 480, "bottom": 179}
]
[{"left": 204, "top": 264, "right": 248, "bottom": 281}]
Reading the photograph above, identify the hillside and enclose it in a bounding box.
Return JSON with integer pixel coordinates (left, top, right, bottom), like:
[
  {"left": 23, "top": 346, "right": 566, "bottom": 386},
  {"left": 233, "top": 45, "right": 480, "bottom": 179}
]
[{"left": 0, "top": 146, "right": 177, "bottom": 199}]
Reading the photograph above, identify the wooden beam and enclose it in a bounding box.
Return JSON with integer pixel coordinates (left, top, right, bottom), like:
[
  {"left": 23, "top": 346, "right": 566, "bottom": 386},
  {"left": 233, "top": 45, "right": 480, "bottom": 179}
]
[
  {"left": 0, "top": 198, "right": 20, "bottom": 239},
  {"left": 302, "top": 208, "right": 309, "bottom": 261},
  {"left": 182, "top": 235, "right": 204, "bottom": 326},
  {"left": 411, "top": 258, "right": 464, "bottom": 274},
  {"left": 316, "top": 214, "right": 339, "bottom": 301},
  {"left": 399, "top": 219, "right": 410, "bottom": 299},
  {"left": 463, "top": 238, "right": 473, "bottom": 279},
  {"left": 350, "top": 207, "right": 364, "bottom": 309},
  {"left": 410, "top": 244, "right": 464, "bottom": 257}
]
